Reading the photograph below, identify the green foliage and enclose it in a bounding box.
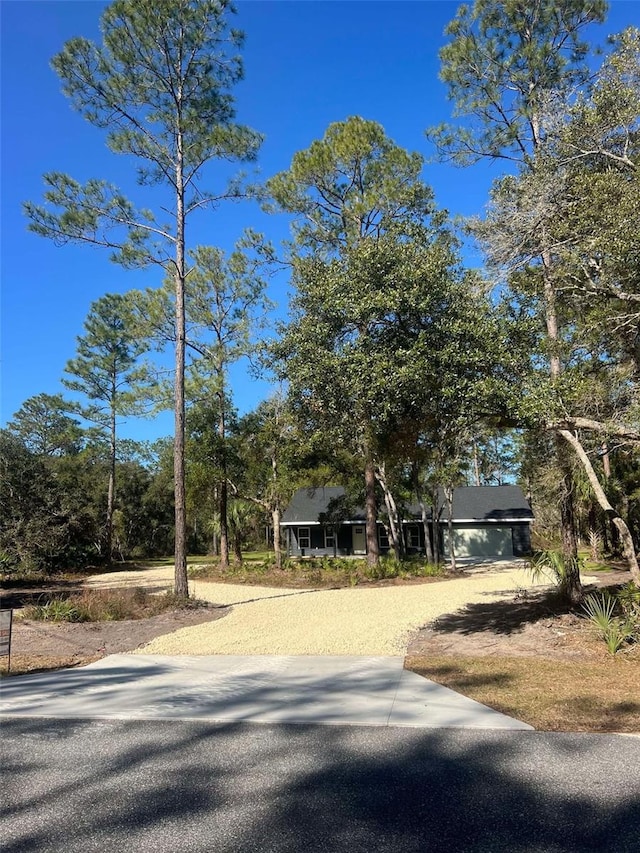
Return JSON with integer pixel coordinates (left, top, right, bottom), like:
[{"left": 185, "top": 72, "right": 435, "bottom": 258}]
[
  {"left": 24, "top": 598, "right": 84, "bottom": 623},
  {"left": 267, "top": 116, "right": 433, "bottom": 254},
  {"left": 188, "top": 553, "right": 446, "bottom": 587},
  {"left": 417, "top": 562, "right": 448, "bottom": 578},
  {"left": 0, "top": 427, "right": 176, "bottom": 575},
  {"left": 428, "top": 0, "right": 607, "bottom": 165},
  {"left": 6, "top": 393, "right": 84, "bottom": 457},
  {"left": 0, "top": 430, "right": 100, "bottom": 574},
  {"left": 24, "top": 0, "right": 264, "bottom": 594},
  {"left": 528, "top": 549, "right": 586, "bottom": 599},
  {"left": 365, "top": 556, "right": 447, "bottom": 581},
  {"left": 582, "top": 590, "right": 636, "bottom": 654},
  {"left": 617, "top": 582, "right": 640, "bottom": 627},
  {"left": 269, "top": 119, "right": 531, "bottom": 571},
  {"left": 582, "top": 591, "right": 618, "bottom": 633},
  {"left": 64, "top": 293, "right": 152, "bottom": 426},
  {"left": 0, "top": 551, "right": 20, "bottom": 575},
  {"left": 24, "top": 0, "right": 262, "bottom": 265}
]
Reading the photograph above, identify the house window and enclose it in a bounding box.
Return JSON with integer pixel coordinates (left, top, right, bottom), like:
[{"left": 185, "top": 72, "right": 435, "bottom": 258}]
[
  {"left": 298, "top": 527, "right": 310, "bottom": 550},
  {"left": 324, "top": 529, "right": 335, "bottom": 549},
  {"left": 407, "top": 526, "right": 420, "bottom": 549},
  {"left": 378, "top": 526, "right": 389, "bottom": 548}
]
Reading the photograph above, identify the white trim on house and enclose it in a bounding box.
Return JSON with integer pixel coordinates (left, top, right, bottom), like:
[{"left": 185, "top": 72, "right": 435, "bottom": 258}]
[
  {"left": 448, "top": 518, "right": 530, "bottom": 523},
  {"left": 282, "top": 518, "right": 529, "bottom": 526},
  {"left": 280, "top": 520, "right": 372, "bottom": 527}
]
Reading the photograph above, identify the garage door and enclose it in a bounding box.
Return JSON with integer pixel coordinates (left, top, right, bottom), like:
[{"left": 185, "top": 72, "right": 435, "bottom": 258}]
[{"left": 444, "top": 526, "right": 513, "bottom": 558}]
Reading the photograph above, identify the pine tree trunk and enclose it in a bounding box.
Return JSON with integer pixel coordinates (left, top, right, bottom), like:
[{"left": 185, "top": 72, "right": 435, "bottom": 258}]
[
  {"left": 542, "top": 245, "right": 581, "bottom": 603},
  {"left": 413, "top": 464, "right": 434, "bottom": 563},
  {"left": 271, "top": 450, "right": 283, "bottom": 569},
  {"left": 233, "top": 528, "right": 243, "bottom": 564},
  {"left": 555, "top": 434, "right": 582, "bottom": 603},
  {"left": 173, "top": 129, "right": 188, "bottom": 598},
  {"left": 418, "top": 496, "right": 434, "bottom": 563},
  {"left": 473, "top": 440, "right": 481, "bottom": 486},
  {"left": 376, "top": 465, "right": 402, "bottom": 559},
  {"left": 218, "top": 402, "right": 229, "bottom": 571},
  {"left": 106, "top": 398, "right": 116, "bottom": 561},
  {"left": 432, "top": 488, "right": 440, "bottom": 565}
]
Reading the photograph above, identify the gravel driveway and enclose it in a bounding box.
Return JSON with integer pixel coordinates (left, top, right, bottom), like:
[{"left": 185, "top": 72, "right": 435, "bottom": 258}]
[{"left": 85, "top": 564, "right": 546, "bottom": 656}]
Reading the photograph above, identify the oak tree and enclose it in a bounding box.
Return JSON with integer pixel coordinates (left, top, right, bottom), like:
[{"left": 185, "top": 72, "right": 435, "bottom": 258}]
[{"left": 268, "top": 117, "right": 438, "bottom": 565}]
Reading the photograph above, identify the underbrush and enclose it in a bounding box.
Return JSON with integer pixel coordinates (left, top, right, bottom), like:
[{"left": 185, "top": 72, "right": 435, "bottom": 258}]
[
  {"left": 189, "top": 555, "right": 448, "bottom": 588},
  {"left": 582, "top": 582, "right": 640, "bottom": 655},
  {"left": 528, "top": 550, "right": 640, "bottom": 655},
  {"left": 21, "top": 587, "right": 201, "bottom": 623}
]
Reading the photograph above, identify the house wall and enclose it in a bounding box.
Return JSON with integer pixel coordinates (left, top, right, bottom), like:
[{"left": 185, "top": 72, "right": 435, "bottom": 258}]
[
  {"left": 285, "top": 522, "right": 427, "bottom": 558},
  {"left": 285, "top": 521, "right": 531, "bottom": 559},
  {"left": 286, "top": 525, "right": 352, "bottom": 557}
]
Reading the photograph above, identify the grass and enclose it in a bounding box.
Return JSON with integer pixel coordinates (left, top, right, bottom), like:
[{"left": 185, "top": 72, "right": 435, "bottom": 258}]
[
  {"left": 405, "top": 653, "right": 640, "bottom": 732},
  {"left": 21, "top": 587, "right": 199, "bottom": 623}
]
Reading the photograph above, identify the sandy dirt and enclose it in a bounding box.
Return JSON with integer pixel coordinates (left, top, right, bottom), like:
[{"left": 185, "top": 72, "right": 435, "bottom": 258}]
[
  {"left": 7, "top": 564, "right": 630, "bottom": 671},
  {"left": 129, "top": 564, "right": 548, "bottom": 656}
]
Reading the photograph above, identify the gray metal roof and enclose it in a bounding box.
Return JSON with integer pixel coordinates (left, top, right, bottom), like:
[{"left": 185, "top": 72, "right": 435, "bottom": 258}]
[
  {"left": 281, "top": 486, "right": 366, "bottom": 524},
  {"left": 282, "top": 485, "right": 533, "bottom": 524},
  {"left": 438, "top": 485, "right": 534, "bottom": 521}
]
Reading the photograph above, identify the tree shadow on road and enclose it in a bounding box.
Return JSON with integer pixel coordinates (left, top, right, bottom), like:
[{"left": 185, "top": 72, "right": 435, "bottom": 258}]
[{"left": 2, "top": 716, "right": 639, "bottom": 852}]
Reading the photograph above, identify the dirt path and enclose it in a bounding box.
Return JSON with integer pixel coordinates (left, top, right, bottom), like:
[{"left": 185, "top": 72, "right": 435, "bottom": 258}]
[
  {"left": 7, "top": 564, "right": 628, "bottom": 674},
  {"left": 109, "top": 564, "right": 548, "bottom": 656}
]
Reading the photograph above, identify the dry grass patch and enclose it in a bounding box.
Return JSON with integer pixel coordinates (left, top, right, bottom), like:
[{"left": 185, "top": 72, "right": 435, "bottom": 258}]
[
  {"left": 2, "top": 653, "right": 103, "bottom": 677},
  {"left": 20, "top": 587, "right": 198, "bottom": 622},
  {"left": 406, "top": 653, "right": 640, "bottom": 732}
]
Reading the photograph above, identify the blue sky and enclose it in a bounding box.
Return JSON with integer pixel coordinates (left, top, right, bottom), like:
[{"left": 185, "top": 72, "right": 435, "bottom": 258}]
[{"left": 1, "top": 0, "right": 636, "bottom": 442}]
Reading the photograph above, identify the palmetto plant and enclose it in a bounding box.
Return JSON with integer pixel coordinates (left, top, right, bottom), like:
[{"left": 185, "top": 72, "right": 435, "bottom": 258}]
[
  {"left": 528, "top": 550, "right": 580, "bottom": 598},
  {"left": 582, "top": 591, "right": 635, "bottom": 655},
  {"left": 582, "top": 592, "right": 617, "bottom": 632}
]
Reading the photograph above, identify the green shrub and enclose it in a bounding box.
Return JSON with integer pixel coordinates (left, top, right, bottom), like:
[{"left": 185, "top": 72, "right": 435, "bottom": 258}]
[
  {"left": 365, "top": 556, "right": 399, "bottom": 580},
  {"left": 528, "top": 549, "right": 586, "bottom": 597},
  {"left": 582, "top": 592, "right": 618, "bottom": 633},
  {"left": 582, "top": 590, "right": 636, "bottom": 655},
  {"left": 617, "top": 582, "right": 640, "bottom": 626},
  {"left": 24, "top": 597, "right": 85, "bottom": 623},
  {"left": 418, "top": 561, "right": 447, "bottom": 578}
]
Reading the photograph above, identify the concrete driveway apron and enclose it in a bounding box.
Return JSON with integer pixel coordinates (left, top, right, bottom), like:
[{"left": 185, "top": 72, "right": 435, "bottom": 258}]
[{"left": 0, "top": 654, "right": 533, "bottom": 729}]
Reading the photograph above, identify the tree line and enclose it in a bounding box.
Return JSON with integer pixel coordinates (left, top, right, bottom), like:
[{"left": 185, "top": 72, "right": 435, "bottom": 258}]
[{"left": 3, "top": 0, "right": 639, "bottom": 599}]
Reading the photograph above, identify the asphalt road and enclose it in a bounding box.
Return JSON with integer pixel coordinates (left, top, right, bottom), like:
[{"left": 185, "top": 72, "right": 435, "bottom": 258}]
[{"left": 2, "top": 718, "right": 639, "bottom": 852}]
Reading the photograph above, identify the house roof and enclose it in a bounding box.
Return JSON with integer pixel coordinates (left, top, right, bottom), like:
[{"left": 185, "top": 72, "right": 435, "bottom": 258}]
[
  {"left": 281, "top": 485, "right": 533, "bottom": 525},
  {"left": 438, "top": 485, "right": 534, "bottom": 521},
  {"left": 281, "top": 486, "right": 365, "bottom": 524}
]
